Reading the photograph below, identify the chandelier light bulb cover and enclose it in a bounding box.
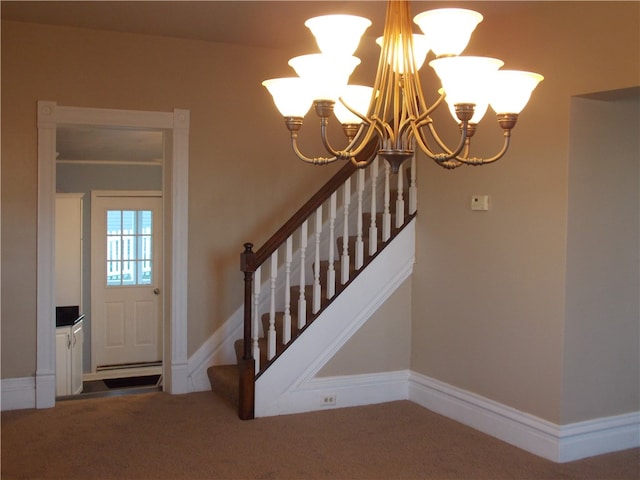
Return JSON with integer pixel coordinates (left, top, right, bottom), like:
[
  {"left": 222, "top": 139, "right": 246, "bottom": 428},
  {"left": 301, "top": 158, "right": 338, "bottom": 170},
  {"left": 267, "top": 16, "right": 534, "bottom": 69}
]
[
  {"left": 305, "top": 14, "right": 372, "bottom": 56},
  {"left": 333, "top": 85, "right": 376, "bottom": 125},
  {"left": 375, "top": 34, "right": 430, "bottom": 73},
  {"left": 262, "top": 0, "right": 544, "bottom": 171},
  {"left": 413, "top": 8, "right": 483, "bottom": 57},
  {"left": 288, "top": 54, "right": 361, "bottom": 102}
]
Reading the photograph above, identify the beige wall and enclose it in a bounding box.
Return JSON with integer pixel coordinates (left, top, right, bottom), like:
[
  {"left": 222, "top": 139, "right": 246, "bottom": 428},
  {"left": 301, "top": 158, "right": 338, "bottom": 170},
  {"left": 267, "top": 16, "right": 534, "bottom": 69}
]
[
  {"left": 318, "top": 279, "right": 412, "bottom": 377},
  {"left": 1, "top": 20, "right": 341, "bottom": 378},
  {"left": 2, "top": 2, "right": 639, "bottom": 426},
  {"left": 410, "top": 1, "right": 639, "bottom": 423},
  {"left": 562, "top": 93, "right": 640, "bottom": 423}
]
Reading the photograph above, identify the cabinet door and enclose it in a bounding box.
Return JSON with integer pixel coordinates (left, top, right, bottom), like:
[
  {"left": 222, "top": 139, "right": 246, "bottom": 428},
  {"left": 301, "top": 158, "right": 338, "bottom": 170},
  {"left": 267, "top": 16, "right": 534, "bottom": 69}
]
[
  {"left": 55, "top": 194, "right": 83, "bottom": 307},
  {"left": 71, "top": 320, "right": 84, "bottom": 395},
  {"left": 55, "top": 329, "right": 70, "bottom": 396}
]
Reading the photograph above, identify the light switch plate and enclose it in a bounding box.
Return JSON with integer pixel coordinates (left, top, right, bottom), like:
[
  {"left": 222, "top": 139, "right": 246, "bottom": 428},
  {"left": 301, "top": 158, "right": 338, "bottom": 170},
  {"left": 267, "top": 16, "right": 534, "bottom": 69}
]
[{"left": 471, "top": 195, "right": 490, "bottom": 211}]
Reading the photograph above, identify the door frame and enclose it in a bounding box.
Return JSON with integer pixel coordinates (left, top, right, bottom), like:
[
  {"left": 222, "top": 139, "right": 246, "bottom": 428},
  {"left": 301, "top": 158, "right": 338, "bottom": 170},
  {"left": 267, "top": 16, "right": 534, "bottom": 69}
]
[{"left": 36, "top": 101, "right": 190, "bottom": 407}]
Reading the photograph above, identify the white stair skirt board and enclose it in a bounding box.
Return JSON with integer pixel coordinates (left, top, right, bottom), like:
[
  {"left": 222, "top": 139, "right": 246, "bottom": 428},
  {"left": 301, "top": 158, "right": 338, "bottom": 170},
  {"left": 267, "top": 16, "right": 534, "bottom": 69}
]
[
  {"left": 409, "top": 372, "right": 640, "bottom": 463},
  {"left": 255, "top": 219, "right": 415, "bottom": 418},
  {"left": 187, "top": 305, "right": 245, "bottom": 392}
]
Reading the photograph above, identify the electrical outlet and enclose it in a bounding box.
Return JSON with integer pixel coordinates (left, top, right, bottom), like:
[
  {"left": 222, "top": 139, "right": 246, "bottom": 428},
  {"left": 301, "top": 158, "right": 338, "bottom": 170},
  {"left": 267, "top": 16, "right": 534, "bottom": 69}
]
[{"left": 321, "top": 394, "right": 336, "bottom": 406}]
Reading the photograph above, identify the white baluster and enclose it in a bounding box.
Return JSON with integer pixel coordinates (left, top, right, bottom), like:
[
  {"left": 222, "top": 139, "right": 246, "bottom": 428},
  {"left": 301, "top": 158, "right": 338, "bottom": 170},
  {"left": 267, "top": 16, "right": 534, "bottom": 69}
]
[
  {"left": 252, "top": 266, "right": 261, "bottom": 374},
  {"left": 383, "top": 161, "right": 391, "bottom": 242},
  {"left": 267, "top": 250, "right": 277, "bottom": 360},
  {"left": 298, "top": 220, "right": 308, "bottom": 329},
  {"left": 369, "top": 157, "right": 379, "bottom": 256},
  {"left": 327, "top": 192, "right": 337, "bottom": 299},
  {"left": 313, "top": 205, "right": 322, "bottom": 314},
  {"left": 341, "top": 177, "right": 351, "bottom": 284},
  {"left": 283, "top": 236, "right": 292, "bottom": 344},
  {"left": 355, "top": 169, "right": 365, "bottom": 270},
  {"left": 396, "top": 162, "right": 405, "bottom": 228},
  {"left": 409, "top": 155, "right": 417, "bottom": 215}
]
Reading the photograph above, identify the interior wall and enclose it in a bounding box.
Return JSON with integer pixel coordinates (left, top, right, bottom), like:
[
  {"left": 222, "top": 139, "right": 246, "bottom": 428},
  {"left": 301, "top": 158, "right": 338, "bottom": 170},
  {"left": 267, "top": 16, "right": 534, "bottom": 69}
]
[
  {"left": 1, "top": 20, "right": 341, "bottom": 379},
  {"left": 317, "top": 278, "right": 412, "bottom": 377},
  {"left": 1, "top": 2, "right": 639, "bottom": 426},
  {"left": 562, "top": 92, "right": 640, "bottom": 423},
  {"left": 410, "top": 1, "right": 639, "bottom": 423}
]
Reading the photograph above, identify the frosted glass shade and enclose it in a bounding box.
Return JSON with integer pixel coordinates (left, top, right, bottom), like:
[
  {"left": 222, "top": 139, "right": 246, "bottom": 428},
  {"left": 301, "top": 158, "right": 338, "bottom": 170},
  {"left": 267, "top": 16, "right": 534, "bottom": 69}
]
[
  {"left": 262, "top": 78, "right": 313, "bottom": 117},
  {"left": 288, "top": 54, "right": 361, "bottom": 101},
  {"left": 334, "top": 85, "right": 374, "bottom": 125},
  {"left": 414, "top": 8, "right": 483, "bottom": 57},
  {"left": 490, "top": 70, "right": 544, "bottom": 114},
  {"left": 430, "top": 56, "right": 503, "bottom": 107},
  {"left": 305, "top": 15, "right": 372, "bottom": 56},
  {"left": 375, "top": 34, "right": 430, "bottom": 73}
]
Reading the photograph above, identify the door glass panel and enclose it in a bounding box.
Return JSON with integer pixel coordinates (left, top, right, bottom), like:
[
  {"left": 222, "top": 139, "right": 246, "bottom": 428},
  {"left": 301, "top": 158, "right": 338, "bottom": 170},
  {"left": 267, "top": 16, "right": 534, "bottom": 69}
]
[{"left": 106, "top": 209, "right": 153, "bottom": 286}]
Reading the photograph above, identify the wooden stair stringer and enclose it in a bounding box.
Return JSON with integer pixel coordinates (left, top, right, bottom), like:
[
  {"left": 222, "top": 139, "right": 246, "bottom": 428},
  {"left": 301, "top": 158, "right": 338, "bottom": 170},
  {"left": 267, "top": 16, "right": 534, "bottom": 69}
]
[{"left": 254, "top": 218, "right": 415, "bottom": 418}]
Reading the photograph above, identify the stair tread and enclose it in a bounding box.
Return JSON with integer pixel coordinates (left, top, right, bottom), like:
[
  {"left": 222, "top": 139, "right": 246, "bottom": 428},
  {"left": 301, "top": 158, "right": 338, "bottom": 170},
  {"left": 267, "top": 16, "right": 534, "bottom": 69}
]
[{"left": 207, "top": 364, "right": 239, "bottom": 405}]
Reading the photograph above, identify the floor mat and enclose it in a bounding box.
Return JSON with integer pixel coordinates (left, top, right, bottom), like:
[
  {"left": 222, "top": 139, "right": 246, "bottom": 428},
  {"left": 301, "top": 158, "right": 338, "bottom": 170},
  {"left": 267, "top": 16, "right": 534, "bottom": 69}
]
[{"left": 103, "top": 375, "right": 161, "bottom": 389}]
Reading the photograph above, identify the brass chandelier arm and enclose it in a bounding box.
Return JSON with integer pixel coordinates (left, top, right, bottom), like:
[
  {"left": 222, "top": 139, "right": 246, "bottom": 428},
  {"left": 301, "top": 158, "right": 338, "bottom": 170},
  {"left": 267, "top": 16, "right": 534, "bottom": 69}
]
[
  {"left": 287, "top": 123, "right": 339, "bottom": 165},
  {"left": 318, "top": 117, "right": 344, "bottom": 158},
  {"left": 412, "top": 120, "right": 470, "bottom": 162},
  {"left": 453, "top": 130, "right": 512, "bottom": 166},
  {"left": 413, "top": 92, "right": 447, "bottom": 129}
]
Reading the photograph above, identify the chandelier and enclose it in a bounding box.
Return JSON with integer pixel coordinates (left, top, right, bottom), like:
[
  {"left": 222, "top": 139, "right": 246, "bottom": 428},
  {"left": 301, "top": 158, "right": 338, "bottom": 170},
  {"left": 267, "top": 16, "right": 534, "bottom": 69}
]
[{"left": 262, "top": 0, "right": 543, "bottom": 172}]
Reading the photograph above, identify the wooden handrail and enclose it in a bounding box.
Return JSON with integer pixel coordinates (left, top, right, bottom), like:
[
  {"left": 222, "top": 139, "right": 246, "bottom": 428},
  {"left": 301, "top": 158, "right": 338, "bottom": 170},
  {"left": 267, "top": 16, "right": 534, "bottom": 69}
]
[
  {"left": 254, "top": 161, "right": 356, "bottom": 267},
  {"left": 254, "top": 136, "right": 379, "bottom": 267}
]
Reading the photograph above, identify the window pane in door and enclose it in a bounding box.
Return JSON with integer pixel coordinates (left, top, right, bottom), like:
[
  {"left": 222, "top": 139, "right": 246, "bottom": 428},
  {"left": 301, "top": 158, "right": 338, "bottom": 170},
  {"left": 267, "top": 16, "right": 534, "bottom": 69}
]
[{"left": 105, "top": 209, "right": 153, "bottom": 287}]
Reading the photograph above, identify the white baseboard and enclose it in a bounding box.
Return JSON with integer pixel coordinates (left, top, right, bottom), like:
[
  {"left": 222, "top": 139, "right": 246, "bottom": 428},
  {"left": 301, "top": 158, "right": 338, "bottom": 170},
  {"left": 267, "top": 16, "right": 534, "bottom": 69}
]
[
  {"left": 169, "top": 361, "right": 190, "bottom": 394},
  {"left": 1, "top": 377, "right": 36, "bottom": 411},
  {"left": 557, "top": 411, "right": 640, "bottom": 462},
  {"left": 409, "top": 371, "right": 640, "bottom": 463}
]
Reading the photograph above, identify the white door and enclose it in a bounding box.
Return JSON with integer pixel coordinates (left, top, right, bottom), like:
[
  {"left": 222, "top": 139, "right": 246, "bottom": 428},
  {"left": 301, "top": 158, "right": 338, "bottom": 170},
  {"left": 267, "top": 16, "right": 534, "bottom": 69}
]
[{"left": 91, "top": 192, "right": 163, "bottom": 371}]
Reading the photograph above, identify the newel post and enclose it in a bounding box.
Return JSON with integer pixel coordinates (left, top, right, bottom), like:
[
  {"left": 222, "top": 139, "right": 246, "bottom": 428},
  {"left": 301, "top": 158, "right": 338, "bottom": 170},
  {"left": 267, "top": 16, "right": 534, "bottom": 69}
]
[{"left": 239, "top": 243, "right": 256, "bottom": 420}]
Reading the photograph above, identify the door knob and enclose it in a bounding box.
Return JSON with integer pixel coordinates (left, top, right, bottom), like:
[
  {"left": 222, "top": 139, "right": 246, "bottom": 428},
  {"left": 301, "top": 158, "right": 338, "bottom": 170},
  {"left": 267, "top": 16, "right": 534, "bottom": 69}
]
[{"left": 153, "top": 288, "right": 161, "bottom": 295}]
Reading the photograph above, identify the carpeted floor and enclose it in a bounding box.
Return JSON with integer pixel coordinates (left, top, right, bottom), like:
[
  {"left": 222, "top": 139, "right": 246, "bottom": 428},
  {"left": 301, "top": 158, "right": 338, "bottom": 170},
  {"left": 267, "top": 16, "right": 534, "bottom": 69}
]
[{"left": 1, "top": 391, "right": 638, "bottom": 479}]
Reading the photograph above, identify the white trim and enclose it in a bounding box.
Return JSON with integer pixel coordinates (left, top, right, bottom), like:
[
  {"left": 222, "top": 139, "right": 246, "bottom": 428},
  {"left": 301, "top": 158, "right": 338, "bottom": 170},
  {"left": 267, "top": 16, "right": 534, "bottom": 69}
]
[
  {"left": 36, "top": 102, "right": 190, "bottom": 407},
  {"left": 409, "top": 371, "right": 640, "bottom": 463},
  {"left": 1, "top": 377, "right": 36, "bottom": 411},
  {"left": 169, "top": 109, "right": 190, "bottom": 394},
  {"left": 285, "top": 370, "right": 410, "bottom": 412},
  {"left": 255, "top": 219, "right": 415, "bottom": 417},
  {"left": 557, "top": 411, "right": 640, "bottom": 462},
  {"left": 36, "top": 102, "right": 57, "bottom": 408}
]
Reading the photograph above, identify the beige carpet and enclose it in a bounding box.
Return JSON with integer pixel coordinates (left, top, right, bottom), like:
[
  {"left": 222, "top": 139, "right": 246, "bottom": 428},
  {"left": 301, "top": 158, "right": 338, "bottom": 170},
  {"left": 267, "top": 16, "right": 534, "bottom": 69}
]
[{"left": 2, "top": 391, "right": 638, "bottom": 479}]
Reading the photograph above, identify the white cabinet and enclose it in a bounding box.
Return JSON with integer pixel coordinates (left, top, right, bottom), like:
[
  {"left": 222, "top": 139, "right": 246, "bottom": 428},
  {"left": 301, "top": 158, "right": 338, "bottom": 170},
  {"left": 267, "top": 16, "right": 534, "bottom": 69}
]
[
  {"left": 55, "top": 318, "right": 84, "bottom": 396},
  {"left": 55, "top": 194, "right": 83, "bottom": 308}
]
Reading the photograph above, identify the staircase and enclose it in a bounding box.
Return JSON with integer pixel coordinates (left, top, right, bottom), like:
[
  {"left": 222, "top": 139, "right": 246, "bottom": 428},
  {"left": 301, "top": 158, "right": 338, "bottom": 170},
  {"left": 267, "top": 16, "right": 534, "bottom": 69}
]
[{"left": 208, "top": 157, "right": 417, "bottom": 419}]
